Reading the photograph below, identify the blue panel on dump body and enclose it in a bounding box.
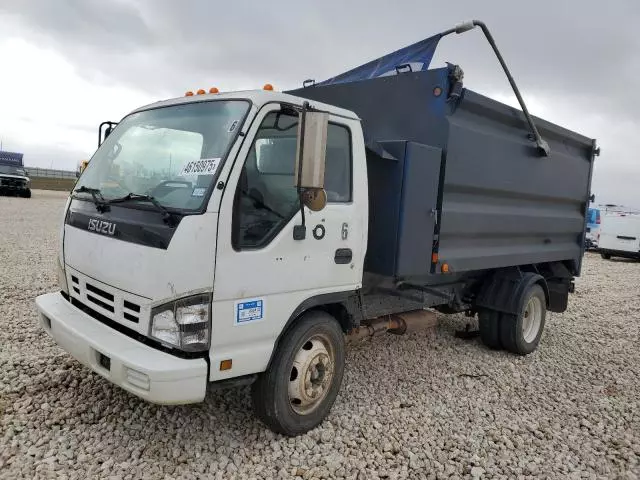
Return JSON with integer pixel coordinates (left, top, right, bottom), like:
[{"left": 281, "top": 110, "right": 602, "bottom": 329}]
[
  {"left": 396, "top": 142, "right": 442, "bottom": 277},
  {"left": 288, "top": 65, "right": 596, "bottom": 279},
  {"left": 347, "top": 140, "right": 442, "bottom": 278},
  {"left": 316, "top": 34, "right": 441, "bottom": 87}
]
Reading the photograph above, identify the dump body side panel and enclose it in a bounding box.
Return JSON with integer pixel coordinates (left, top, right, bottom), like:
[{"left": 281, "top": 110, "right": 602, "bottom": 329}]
[
  {"left": 289, "top": 66, "right": 595, "bottom": 280},
  {"left": 438, "top": 90, "right": 594, "bottom": 275}
]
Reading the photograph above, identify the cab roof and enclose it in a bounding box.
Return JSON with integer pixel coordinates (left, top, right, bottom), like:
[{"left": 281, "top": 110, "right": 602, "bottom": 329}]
[{"left": 130, "top": 89, "right": 360, "bottom": 121}]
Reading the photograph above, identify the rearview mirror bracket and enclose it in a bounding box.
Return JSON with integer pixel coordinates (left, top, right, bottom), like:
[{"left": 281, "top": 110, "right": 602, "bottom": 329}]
[{"left": 292, "top": 101, "right": 329, "bottom": 240}]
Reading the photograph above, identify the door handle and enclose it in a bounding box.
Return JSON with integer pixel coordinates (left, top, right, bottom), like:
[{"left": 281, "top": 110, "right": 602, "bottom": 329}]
[{"left": 334, "top": 248, "right": 352, "bottom": 264}]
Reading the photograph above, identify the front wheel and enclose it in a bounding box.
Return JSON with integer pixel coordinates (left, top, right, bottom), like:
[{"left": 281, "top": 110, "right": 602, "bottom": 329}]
[
  {"left": 251, "top": 310, "right": 345, "bottom": 436},
  {"left": 499, "top": 284, "right": 547, "bottom": 355}
]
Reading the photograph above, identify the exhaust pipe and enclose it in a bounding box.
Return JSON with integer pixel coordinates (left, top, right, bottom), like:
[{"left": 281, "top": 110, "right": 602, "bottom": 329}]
[{"left": 346, "top": 309, "right": 438, "bottom": 342}]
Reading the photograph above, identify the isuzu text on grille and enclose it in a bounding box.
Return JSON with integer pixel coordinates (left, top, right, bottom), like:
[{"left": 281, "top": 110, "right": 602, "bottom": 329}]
[{"left": 88, "top": 219, "right": 116, "bottom": 236}]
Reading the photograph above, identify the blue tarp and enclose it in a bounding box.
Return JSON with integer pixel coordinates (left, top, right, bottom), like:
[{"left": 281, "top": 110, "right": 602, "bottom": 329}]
[
  {"left": 316, "top": 34, "right": 442, "bottom": 87},
  {"left": 0, "top": 151, "right": 24, "bottom": 167}
]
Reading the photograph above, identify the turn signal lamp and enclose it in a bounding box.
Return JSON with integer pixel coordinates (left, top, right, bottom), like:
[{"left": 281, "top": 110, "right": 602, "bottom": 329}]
[
  {"left": 442, "top": 263, "right": 450, "bottom": 273},
  {"left": 263, "top": 83, "right": 274, "bottom": 91}
]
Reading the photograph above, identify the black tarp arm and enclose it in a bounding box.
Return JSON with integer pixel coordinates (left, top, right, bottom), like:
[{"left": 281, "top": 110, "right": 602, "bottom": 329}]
[{"left": 442, "top": 20, "right": 551, "bottom": 157}]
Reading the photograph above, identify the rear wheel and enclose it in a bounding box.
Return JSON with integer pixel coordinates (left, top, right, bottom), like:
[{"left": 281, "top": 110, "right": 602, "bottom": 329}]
[
  {"left": 499, "top": 284, "right": 546, "bottom": 355},
  {"left": 601, "top": 252, "right": 611, "bottom": 260},
  {"left": 478, "top": 310, "right": 501, "bottom": 349},
  {"left": 251, "top": 310, "right": 345, "bottom": 436}
]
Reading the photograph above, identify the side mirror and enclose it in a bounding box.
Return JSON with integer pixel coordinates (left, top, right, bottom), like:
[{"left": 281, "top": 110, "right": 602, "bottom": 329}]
[
  {"left": 98, "top": 121, "right": 118, "bottom": 147},
  {"left": 294, "top": 109, "right": 328, "bottom": 210}
]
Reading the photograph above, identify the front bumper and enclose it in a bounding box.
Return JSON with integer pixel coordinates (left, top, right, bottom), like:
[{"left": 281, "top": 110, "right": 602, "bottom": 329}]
[
  {"left": 0, "top": 184, "right": 29, "bottom": 194},
  {"left": 35, "top": 292, "right": 208, "bottom": 404}
]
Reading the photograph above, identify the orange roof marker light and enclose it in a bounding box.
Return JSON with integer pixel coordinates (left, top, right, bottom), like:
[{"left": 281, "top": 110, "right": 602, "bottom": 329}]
[
  {"left": 209, "top": 87, "right": 219, "bottom": 94},
  {"left": 263, "top": 83, "right": 274, "bottom": 91},
  {"left": 185, "top": 91, "right": 194, "bottom": 96},
  {"left": 441, "top": 263, "right": 450, "bottom": 273},
  {"left": 196, "top": 89, "right": 206, "bottom": 95}
]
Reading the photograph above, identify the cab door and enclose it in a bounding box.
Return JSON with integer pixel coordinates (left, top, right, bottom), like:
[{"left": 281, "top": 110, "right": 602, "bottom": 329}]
[{"left": 209, "top": 103, "right": 367, "bottom": 381}]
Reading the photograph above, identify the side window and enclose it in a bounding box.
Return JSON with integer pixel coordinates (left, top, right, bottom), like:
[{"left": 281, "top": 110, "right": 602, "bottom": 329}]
[
  {"left": 324, "top": 123, "right": 352, "bottom": 203},
  {"left": 233, "top": 111, "right": 352, "bottom": 249}
]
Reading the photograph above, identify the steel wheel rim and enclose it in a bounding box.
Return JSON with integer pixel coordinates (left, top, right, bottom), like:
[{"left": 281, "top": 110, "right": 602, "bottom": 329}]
[
  {"left": 522, "top": 295, "right": 542, "bottom": 343},
  {"left": 288, "top": 333, "right": 335, "bottom": 415}
]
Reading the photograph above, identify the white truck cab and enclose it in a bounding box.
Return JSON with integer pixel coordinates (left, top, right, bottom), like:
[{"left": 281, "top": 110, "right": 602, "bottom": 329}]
[{"left": 37, "top": 89, "right": 367, "bottom": 434}]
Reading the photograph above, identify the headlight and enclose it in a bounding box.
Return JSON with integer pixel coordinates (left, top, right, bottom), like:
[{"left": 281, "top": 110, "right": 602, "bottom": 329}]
[
  {"left": 56, "top": 255, "right": 68, "bottom": 295},
  {"left": 150, "top": 294, "right": 211, "bottom": 352}
]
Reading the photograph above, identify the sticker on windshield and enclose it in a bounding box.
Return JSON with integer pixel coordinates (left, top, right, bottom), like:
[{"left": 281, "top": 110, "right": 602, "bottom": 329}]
[
  {"left": 180, "top": 158, "right": 221, "bottom": 176},
  {"left": 192, "top": 187, "right": 206, "bottom": 197},
  {"left": 234, "top": 299, "right": 265, "bottom": 326}
]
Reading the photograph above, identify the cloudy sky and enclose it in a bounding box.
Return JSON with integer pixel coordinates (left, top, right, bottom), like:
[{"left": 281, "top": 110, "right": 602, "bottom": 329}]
[{"left": 0, "top": 0, "right": 638, "bottom": 207}]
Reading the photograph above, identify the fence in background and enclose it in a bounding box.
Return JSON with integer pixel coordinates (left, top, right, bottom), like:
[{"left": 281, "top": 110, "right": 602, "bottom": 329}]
[{"left": 27, "top": 167, "right": 77, "bottom": 179}]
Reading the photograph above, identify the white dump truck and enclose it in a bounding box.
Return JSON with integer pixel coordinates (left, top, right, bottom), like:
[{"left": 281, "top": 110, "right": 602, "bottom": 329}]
[{"left": 35, "top": 22, "right": 597, "bottom": 435}]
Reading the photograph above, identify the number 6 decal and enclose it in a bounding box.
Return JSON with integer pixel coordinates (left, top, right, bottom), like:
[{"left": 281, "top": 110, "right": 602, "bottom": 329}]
[{"left": 341, "top": 222, "right": 349, "bottom": 240}]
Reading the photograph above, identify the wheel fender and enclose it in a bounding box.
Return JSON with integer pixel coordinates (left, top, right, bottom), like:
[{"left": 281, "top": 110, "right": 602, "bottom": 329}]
[
  {"left": 264, "top": 291, "right": 360, "bottom": 370},
  {"left": 476, "top": 270, "right": 548, "bottom": 315}
]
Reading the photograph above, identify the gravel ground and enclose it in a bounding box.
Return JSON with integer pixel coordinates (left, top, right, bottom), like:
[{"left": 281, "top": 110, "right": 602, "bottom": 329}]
[{"left": 1, "top": 190, "right": 639, "bottom": 480}]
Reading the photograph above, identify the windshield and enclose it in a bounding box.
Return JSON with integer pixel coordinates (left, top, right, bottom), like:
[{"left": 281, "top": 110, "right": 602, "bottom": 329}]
[
  {"left": 0, "top": 165, "right": 26, "bottom": 176},
  {"left": 75, "top": 100, "right": 250, "bottom": 211}
]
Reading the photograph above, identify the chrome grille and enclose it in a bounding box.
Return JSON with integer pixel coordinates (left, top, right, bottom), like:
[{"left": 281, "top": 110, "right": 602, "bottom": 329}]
[{"left": 1, "top": 178, "right": 25, "bottom": 187}]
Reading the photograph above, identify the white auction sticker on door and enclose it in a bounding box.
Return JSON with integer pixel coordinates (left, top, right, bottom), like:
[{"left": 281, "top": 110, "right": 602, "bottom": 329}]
[
  {"left": 180, "top": 158, "right": 221, "bottom": 176},
  {"left": 234, "top": 298, "right": 265, "bottom": 326}
]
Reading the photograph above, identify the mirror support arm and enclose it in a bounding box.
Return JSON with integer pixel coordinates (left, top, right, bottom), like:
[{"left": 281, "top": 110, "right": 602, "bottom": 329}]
[
  {"left": 98, "top": 121, "right": 118, "bottom": 147},
  {"left": 293, "top": 101, "right": 309, "bottom": 241}
]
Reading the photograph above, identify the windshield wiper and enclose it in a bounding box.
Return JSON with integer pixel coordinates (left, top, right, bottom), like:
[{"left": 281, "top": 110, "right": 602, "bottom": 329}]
[
  {"left": 107, "top": 193, "right": 179, "bottom": 226},
  {"left": 73, "top": 186, "right": 110, "bottom": 213}
]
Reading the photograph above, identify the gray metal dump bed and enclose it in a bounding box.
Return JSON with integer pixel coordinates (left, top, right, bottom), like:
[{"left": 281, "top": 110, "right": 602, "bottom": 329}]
[{"left": 289, "top": 65, "right": 596, "bottom": 280}]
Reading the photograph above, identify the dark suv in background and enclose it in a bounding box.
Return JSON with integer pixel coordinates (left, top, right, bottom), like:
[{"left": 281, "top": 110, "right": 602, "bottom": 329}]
[{"left": 0, "top": 163, "right": 31, "bottom": 198}]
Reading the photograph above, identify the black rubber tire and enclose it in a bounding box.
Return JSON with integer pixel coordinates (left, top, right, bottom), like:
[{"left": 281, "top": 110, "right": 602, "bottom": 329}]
[
  {"left": 251, "top": 310, "right": 345, "bottom": 436},
  {"left": 22, "top": 189, "right": 31, "bottom": 198},
  {"left": 499, "top": 284, "right": 546, "bottom": 355},
  {"left": 478, "top": 310, "right": 502, "bottom": 350},
  {"left": 601, "top": 252, "right": 611, "bottom": 260}
]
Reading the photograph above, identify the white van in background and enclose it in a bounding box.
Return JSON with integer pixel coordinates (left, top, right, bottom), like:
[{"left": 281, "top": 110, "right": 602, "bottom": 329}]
[{"left": 599, "top": 213, "right": 640, "bottom": 260}]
